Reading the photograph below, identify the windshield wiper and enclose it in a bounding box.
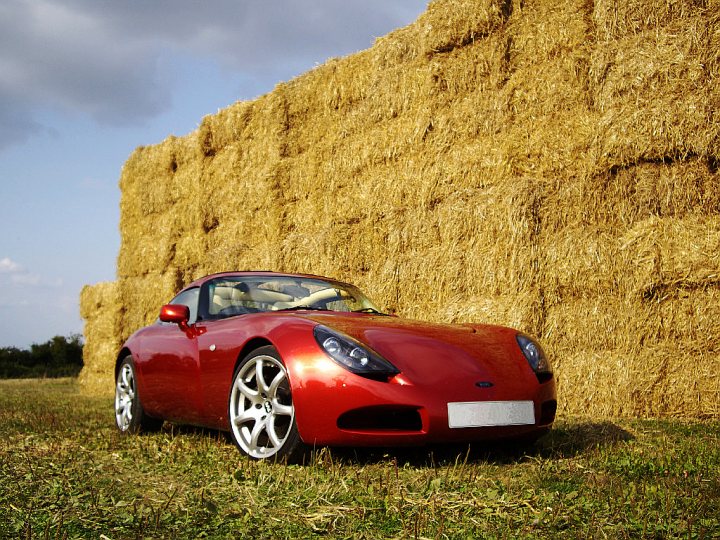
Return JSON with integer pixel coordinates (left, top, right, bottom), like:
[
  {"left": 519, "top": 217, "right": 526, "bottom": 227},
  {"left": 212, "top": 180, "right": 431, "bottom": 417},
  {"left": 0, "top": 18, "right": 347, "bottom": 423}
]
[
  {"left": 275, "top": 305, "right": 325, "bottom": 312},
  {"left": 352, "top": 308, "right": 387, "bottom": 315}
]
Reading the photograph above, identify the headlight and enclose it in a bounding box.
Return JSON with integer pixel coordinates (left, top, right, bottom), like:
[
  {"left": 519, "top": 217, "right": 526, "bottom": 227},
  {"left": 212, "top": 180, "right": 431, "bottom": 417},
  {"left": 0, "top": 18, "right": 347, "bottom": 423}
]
[
  {"left": 314, "top": 325, "right": 399, "bottom": 378},
  {"left": 516, "top": 334, "right": 552, "bottom": 374}
]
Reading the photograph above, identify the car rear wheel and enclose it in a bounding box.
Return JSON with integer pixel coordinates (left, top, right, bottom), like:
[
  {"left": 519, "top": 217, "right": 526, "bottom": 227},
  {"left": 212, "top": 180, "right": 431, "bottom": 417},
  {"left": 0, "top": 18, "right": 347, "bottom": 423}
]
[
  {"left": 114, "top": 356, "right": 163, "bottom": 433},
  {"left": 228, "top": 346, "right": 304, "bottom": 462}
]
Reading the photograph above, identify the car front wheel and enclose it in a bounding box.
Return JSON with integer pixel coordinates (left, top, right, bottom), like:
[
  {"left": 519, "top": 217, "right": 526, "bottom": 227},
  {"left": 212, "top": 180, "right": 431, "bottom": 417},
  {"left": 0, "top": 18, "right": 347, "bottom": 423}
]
[{"left": 228, "top": 346, "right": 304, "bottom": 462}]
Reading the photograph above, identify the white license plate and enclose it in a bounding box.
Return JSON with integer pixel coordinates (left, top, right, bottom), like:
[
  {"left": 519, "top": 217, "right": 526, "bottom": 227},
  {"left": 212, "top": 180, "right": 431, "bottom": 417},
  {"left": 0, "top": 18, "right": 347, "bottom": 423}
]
[{"left": 447, "top": 401, "right": 535, "bottom": 428}]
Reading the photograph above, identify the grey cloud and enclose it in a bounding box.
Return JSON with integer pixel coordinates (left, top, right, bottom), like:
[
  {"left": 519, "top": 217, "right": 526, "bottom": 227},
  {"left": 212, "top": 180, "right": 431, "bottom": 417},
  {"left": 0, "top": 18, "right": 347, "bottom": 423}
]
[
  {"left": 0, "top": 0, "right": 426, "bottom": 150},
  {"left": 0, "top": 1, "right": 170, "bottom": 130},
  {"left": 60, "top": 1, "right": 423, "bottom": 69}
]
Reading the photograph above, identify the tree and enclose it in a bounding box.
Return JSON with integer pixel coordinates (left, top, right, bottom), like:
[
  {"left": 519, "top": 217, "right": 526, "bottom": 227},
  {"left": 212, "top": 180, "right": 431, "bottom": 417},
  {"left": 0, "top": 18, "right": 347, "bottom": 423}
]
[{"left": 0, "top": 335, "right": 84, "bottom": 378}]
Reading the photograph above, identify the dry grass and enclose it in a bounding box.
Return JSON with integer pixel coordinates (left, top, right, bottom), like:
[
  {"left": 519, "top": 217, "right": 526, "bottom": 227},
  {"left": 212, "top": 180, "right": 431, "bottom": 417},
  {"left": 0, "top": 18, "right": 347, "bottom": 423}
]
[
  {"left": 81, "top": 0, "right": 720, "bottom": 418},
  {"left": 3, "top": 379, "right": 719, "bottom": 538}
]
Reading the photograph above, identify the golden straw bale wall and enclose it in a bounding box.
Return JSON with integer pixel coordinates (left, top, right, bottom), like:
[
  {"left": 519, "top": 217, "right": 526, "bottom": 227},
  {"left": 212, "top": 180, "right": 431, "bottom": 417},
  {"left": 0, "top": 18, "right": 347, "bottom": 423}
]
[{"left": 80, "top": 0, "right": 720, "bottom": 418}]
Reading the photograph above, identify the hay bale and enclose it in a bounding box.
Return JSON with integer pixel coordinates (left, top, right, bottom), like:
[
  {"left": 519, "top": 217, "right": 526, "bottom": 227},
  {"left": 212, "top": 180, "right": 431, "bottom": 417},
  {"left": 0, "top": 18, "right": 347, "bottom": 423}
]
[
  {"left": 591, "top": 0, "right": 720, "bottom": 165},
  {"left": 544, "top": 296, "right": 653, "bottom": 351},
  {"left": 620, "top": 214, "right": 720, "bottom": 298},
  {"left": 418, "top": 0, "right": 510, "bottom": 57},
  {"left": 78, "top": 282, "right": 121, "bottom": 396},
  {"left": 557, "top": 343, "right": 720, "bottom": 419},
  {"left": 117, "top": 272, "right": 182, "bottom": 342},
  {"left": 656, "top": 288, "right": 720, "bottom": 352}
]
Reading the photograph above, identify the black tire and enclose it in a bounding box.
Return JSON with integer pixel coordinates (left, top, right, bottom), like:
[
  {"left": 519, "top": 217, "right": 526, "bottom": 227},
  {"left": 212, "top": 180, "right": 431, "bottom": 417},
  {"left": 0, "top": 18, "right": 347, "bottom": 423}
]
[
  {"left": 114, "top": 356, "right": 163, "bottom": 434},
  {"left": 228, "top": 345, "right": 305, "bottom": 462}
]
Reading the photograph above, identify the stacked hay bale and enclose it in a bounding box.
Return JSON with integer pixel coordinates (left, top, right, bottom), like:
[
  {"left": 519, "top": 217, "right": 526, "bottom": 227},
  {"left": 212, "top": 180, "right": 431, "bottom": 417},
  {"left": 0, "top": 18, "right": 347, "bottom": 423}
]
[
  {"left": 80, "top": 0, "right": 719, "bottom": 419},
  {"left": 78, "top": 282, "right": 122, "bottom": 392}
]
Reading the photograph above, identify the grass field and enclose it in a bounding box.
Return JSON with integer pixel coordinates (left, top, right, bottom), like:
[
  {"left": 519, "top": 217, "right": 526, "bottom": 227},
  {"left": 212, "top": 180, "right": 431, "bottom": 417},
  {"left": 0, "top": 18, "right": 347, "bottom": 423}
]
[{"left": 1, "top": 378, "right": 718, "bottom": 539}]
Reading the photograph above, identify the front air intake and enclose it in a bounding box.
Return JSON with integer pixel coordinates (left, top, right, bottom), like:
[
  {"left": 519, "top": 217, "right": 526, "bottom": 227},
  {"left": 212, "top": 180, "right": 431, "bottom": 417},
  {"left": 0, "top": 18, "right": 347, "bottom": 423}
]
[{"left": 337, "top": 406, "right": 423, "bottom": 432}]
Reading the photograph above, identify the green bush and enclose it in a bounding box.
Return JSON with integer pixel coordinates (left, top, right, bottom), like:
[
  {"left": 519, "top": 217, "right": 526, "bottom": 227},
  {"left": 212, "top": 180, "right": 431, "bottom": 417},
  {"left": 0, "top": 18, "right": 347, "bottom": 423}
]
[{"left": 0, "top": 335, "right": 83, "bottom": 378}]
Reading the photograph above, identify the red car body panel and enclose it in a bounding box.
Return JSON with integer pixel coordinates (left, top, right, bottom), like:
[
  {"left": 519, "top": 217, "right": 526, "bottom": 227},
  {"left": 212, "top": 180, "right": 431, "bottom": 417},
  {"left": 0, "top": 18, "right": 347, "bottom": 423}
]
[{"left": 121, "top": 271, "right": 557, "bottom": 448}]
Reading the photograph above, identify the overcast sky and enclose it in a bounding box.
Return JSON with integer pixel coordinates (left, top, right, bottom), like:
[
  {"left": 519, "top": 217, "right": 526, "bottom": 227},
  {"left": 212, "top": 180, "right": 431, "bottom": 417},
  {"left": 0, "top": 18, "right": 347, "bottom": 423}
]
[{"left": 0, "top": 0, "right": 427, "bottom": 348}]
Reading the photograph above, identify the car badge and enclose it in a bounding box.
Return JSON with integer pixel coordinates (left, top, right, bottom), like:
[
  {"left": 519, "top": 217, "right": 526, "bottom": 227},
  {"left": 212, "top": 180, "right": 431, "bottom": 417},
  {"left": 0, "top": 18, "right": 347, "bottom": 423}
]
[{"left": 475, "top": 381, "right": 494, "bottom": 388}]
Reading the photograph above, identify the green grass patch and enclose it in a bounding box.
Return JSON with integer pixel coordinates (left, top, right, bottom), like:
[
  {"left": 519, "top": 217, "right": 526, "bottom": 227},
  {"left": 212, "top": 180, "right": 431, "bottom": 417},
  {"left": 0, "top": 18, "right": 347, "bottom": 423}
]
[{"left": 1, "top": 379, "right": 718, "bottom": 539}]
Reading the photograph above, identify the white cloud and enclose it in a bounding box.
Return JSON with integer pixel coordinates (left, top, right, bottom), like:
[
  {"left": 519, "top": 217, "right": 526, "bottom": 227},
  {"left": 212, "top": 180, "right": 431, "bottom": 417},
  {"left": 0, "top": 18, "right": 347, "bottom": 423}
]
[
  {"left": 0, "top": 258, "right": 62, "bottom": 287},
  {"left": 0, "top": 257, "right": 22, "bottom": 273}
]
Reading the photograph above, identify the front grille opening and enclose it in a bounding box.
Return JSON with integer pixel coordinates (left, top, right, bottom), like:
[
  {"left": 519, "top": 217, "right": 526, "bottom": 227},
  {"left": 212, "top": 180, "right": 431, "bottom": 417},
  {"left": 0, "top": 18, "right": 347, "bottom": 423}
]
[
  {"left": 337, "top": 406, "right": 423, "bottom": 432},
  {"left": 540, "top": 400, "right": 557, "bottom": 425}
]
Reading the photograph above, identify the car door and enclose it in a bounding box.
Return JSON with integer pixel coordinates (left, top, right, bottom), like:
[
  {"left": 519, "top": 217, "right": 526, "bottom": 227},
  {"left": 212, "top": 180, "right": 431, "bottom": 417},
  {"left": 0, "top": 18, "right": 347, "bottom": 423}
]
[{"left": 138, "top": 287, "right": 203, "bottom": 424}]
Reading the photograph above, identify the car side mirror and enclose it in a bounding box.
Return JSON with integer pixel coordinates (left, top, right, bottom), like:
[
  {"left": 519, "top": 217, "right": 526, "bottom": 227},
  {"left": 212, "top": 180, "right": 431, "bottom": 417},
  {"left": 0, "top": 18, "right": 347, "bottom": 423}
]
[{"left": 160, "top": 304, "right": 190, "bottom": 331}]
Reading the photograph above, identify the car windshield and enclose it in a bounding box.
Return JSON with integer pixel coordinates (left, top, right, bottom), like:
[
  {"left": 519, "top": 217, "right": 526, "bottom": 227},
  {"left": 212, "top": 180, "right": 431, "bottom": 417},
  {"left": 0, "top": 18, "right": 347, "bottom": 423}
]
[{"left": 205, "top": 276, "right": 384, "bottom": 319}]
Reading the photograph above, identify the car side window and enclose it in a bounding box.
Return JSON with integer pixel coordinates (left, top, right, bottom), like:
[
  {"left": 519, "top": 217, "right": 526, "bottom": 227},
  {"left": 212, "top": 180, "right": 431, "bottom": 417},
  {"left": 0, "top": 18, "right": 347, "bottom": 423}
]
[{"left": 169, "top": 287, "right": 199, "bottom": 324}]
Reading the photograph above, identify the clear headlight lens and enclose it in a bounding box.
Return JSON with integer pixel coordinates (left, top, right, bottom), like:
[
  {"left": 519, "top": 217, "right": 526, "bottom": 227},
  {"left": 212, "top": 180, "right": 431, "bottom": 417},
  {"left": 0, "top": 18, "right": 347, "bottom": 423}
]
[
  {"left": 314, "top": 325, "right": 399, "bottom": 377},
  {"left": 516, "top": 334, "right": 552, "bottom": 374}
]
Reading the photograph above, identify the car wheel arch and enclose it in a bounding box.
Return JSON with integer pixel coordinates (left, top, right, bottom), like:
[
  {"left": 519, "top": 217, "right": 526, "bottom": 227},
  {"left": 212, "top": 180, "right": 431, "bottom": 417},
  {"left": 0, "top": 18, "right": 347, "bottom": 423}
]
[
  {"left": 233, "top": 337, "right": 275, "bottom": 376},
  {"left": 115, "top": 347, "right": 133, "bottom": 379}
]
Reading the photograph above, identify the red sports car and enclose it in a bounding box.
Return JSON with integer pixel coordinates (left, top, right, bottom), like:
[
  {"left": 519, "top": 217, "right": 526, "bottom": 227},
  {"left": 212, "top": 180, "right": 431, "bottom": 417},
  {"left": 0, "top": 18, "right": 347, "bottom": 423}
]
[{"left": 114, "top": 271, "right": 556, "bottom": 461}]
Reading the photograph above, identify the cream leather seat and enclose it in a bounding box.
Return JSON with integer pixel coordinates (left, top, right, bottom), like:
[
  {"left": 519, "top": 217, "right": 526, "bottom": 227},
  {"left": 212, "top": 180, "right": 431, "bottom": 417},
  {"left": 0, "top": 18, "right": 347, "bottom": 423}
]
[{"left": 211, "top": 286, "right": 236, "bottom": 315}]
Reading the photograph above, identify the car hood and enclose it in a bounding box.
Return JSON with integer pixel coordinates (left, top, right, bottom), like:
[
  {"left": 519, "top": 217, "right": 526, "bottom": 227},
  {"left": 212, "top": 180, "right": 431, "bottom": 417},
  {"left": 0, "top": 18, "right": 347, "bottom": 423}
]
[{"left": 302, "top": 313, "right": 532, "bottom": 386}]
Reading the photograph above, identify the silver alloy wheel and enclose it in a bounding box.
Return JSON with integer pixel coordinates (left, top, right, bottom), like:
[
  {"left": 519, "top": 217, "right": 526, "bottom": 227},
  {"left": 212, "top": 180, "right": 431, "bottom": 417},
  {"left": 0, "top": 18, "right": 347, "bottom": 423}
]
[
  {"left": 229, "top": 354, "right": 295, "bottom": 459},
  {"left": 115, "top": 362, "right": 135, "bottom": 431}
]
